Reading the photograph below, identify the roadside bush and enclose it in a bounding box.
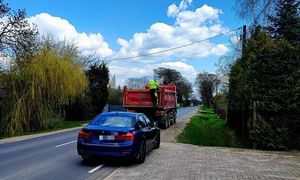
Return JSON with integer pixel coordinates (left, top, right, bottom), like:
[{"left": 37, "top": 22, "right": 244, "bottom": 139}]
[
  {"left": 227, "top": 27, "right": 300, "bottom": 150},
  {"left": 108, "top": 86, "right": 123, "bottom": 105},
  {"left": 86, "top": 62, "right": 109, "bottom": 118},
  {"left": 212, "top": 93, "right": 228, "bottom": 119}
]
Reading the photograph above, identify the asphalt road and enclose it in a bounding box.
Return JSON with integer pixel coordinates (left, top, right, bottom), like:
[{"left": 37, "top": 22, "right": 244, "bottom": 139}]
[{"left": 0, "top": 106, "right": 197, "bottom": 180}]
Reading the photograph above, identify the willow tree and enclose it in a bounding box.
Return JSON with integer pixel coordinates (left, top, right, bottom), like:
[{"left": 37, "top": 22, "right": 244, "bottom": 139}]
[{"left": 0, "top": 41, "right": 87, "bottom": 136}]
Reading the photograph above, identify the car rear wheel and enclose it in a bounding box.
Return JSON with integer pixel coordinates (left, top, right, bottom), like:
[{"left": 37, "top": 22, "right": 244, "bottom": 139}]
[
  {"left": 154, "top": 133, "right": 160, "bottom": 149},
  {"left": 136, "top": 141, "right": 146, "bottom": 164}
]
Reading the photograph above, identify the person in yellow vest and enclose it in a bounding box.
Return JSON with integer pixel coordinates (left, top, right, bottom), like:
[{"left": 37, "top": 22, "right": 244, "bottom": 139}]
[{"left": 148, "top": 80, "right": 159, "bottom": 106}]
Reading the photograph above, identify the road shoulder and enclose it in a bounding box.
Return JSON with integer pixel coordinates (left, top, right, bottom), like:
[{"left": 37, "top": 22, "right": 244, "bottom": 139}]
[
  {"left": 0, "top": 125, "right": 85, "bottom": 144},
  {"left": 161, "top": 107, "right": 198, "bottom": 143}
]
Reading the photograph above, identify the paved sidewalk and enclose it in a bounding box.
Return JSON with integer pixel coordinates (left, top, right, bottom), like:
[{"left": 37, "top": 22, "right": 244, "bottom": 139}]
[{"left": 106, "top": 143, "right": 300, "bottom": 180}]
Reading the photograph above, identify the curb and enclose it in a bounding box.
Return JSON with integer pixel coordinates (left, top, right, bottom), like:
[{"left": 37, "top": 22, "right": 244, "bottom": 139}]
[{"left": 0, "top": 124, "right": 87, "bottom": 144}]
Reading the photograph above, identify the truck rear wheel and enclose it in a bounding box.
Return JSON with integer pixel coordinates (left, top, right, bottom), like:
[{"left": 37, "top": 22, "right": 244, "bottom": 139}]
[
  {"left": 169, "top": 112, "right": 174, "bottom": 126},
  {"left": 173, "top": 110, "right": 177, "bottom": 124},
  {"left": 163, "top": 118, "right": 169, "bottom": 129},
  {"left": 169, "top": 110, "right": 176, "bottom": 125},
  {"left": 160, "top": 113, "right": 169, "bottom": 129}
]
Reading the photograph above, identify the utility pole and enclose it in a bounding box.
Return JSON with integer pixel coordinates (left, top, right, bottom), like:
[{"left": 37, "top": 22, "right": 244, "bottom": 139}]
[{"left": 242, "top": 25, "right": 247, "bottom": 57}]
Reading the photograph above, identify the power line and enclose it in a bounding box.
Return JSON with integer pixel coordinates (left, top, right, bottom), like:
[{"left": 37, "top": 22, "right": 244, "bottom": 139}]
[
  {"left": 252, "top": 0, "right": 273, "bottom": 25},
  {"left": 105, "top": 27, "right": 242, "bottom": 62}
]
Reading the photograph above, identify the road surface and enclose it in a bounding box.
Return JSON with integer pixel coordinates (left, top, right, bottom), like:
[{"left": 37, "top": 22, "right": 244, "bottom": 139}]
[{"left": 0, "top": 106, "right": 198, "bottom": 180}]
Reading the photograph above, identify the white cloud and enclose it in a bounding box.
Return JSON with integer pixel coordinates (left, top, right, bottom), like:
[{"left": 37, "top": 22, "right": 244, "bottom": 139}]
[
  {"left": 0, "top": 55, "right": 12, "bottom": 69},
  {"left": 231, "top": 35, "right": 241, "bottom": 44},
  {"left": 109, "top": 60, "right": 198, "bottom": 86},
  {"left": 211, "top": 44, "right": 229, "bottom": 55},
  {"left": 154, "top": 61, "right": 197, "bottom": 81},
  {"left": 26, "top": 1, "right": 232, "bottom": 88},
  {"left": 175, "top": 4, "right": 222, "bottom": 28},
  {"left": 167, "top": 4, "right": 179, "bottom": 17},
  {"left": 112, "top": 1, "right": 229, "bottom": 62},
  {"left": 28, "top": 13, "right": 114, "bottom": 58},
  {"left": 167, "top": 0, "right": 193, "bottom": 17},
  {"left": 109, "top": 64, "right": 153, "bottom": 85}
]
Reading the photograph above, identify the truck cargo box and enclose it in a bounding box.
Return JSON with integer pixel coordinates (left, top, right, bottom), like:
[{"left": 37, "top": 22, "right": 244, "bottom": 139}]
[
  {"left": 123, "top": 84, "right": 177, "bottom": 129},
  {"left": 123, "top": 85, "right": 176, "bottom": 109}
]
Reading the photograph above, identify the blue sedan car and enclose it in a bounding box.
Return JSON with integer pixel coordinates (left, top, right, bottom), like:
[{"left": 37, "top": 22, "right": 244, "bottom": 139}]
[{"left": 77, "top": 112, "right": 160, "bottom": 163}]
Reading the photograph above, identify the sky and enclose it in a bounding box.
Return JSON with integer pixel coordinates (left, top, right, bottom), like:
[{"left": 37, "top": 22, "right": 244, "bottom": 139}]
[{"left": 6, "top": 0, "right": 244, "bottom": 86}]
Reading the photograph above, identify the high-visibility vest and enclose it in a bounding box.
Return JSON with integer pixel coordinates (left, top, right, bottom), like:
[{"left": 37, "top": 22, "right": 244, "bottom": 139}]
[{"left": 148, "top": 80, "right": 159, "bottom": 89}]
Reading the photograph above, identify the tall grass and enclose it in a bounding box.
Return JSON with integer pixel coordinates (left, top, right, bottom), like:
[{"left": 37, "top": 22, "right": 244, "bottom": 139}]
[{"left": 177, "top": 107, "right": 246, "bottom": 148}]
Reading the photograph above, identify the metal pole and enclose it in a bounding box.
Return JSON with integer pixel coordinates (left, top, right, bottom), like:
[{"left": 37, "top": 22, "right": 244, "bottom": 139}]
[{"left": 242, "top": 25, "right": 247, "bottom": 56}]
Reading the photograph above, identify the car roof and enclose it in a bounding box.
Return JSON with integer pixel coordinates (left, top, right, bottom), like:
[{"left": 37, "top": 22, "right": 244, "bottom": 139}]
[{"left": 100, "top": 111, "right": 142, "bottom": 118}]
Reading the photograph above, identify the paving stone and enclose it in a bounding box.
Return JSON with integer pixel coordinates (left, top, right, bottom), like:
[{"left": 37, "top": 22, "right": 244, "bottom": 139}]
[
  {"left": 107, "top": 143, "right": 300, "bottom": 180},
  {"left": 102, "top": 108, "right": 300, "bottom": 180}
]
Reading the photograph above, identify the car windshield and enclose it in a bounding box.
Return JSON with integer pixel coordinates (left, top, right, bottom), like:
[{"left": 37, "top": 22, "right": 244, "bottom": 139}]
[{"left": 89, "top": 115, "right": 135, "bottom": 128}]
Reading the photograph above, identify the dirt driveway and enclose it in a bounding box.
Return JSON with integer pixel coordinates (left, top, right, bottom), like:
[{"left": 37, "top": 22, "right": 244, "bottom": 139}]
[{"left": 104, "top": 107, "right": 300, "bottom": 180}]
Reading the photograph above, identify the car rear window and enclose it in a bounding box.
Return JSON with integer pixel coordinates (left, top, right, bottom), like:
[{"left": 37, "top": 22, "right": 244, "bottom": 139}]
[{"left": 89, "top": 115, "right": 135, "bottom": 128}]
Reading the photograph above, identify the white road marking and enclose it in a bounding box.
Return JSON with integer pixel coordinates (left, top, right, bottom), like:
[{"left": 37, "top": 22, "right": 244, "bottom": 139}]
[
  {"left": 55, "top": 140, "right": 77, "bottom": 148},
  {"left": 88, "top": 165, "right": 104, "bottom": 174}
]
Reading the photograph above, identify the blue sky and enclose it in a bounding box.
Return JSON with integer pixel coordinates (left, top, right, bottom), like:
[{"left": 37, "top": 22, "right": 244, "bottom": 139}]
[{"left": 6, "top": 0, "right": 244, "bottom": 85}]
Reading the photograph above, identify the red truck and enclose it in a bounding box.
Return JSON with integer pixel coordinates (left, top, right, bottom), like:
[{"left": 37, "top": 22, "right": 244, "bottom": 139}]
[{"left": 123, "top": 85, "right": 177, "bottom": 129}]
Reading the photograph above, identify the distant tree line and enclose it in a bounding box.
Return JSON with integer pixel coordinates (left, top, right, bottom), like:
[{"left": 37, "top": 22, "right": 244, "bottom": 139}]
[{"left": 154, "top": 67, "right": 193, "bottom": 106}]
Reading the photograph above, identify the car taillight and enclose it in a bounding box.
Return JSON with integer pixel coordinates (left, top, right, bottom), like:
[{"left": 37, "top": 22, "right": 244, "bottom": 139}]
[
  {"left": 78, "top": 130, "right": 92, "bottom": 140},
  {"left": 115, "top": 133, "right": 135, "bottom": 141}
]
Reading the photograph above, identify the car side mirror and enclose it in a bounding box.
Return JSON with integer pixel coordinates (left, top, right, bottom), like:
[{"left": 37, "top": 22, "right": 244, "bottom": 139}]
[
  {"left": 135, "top": 122, "right": 144, "bottom": 130},
  {"left": 153, "top": 122, "right": 158, "bottom": 127}
]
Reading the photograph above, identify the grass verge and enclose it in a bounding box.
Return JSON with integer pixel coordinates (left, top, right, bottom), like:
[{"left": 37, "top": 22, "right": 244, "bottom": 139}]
[
  {"left": 0, "top": 120, "right": 89, "bottom": 139},
  {"left": 177, "top": 107, "right": 246, "bottom": 148}
]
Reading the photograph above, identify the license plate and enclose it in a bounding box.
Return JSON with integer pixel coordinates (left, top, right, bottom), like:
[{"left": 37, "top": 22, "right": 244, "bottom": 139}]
[{"left": 99, "top": 135, "right": 114, "bottom": 140}]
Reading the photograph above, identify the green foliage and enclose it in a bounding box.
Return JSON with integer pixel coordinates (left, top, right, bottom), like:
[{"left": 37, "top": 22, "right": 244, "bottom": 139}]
[
  {"left": 108, "top": 86, "right": 123, "bottom": 105},
  {"left": 154, "top": 67, "right": 182, "bottom": 84},
  {"left": 247, "top": 30, "right": 299, "bottom": 149},
  {"left": 177, "top": 107, "right": 245, "bottom": 147},
  {"left": 86, "top": 62, "right": 109, "bottom": 117},
  {"left": 195, "top": 72, "right": 218, "bottom": 107},
  {"left": 268, "top": 0, "right": 300, "bottom": 46},
  {"left": 212, "top": 93, "right": 228, "bottom": 119},
  {"left": 228, "top": 59, "right": 249, "bottom": 108},
  {"left": 228, "top": 27, "right": 300, "bottom": 150},
  {"left": 213, "top": 94, "right": 228, "bottom": 108},
  {"left": 65, "top": 95, "right": 92, "bottom": 121},
  {"left": 248, "top": 115, "right": 289, "bottom": 150},
  {"left": 176, "top": 77, "right": 193, "bottom": 106},
  {"left": 154, "top": 67, "right": 193, "bottom": 105},
  {"left": 0, "top": 43, "right": 87, "bottom": 136}
]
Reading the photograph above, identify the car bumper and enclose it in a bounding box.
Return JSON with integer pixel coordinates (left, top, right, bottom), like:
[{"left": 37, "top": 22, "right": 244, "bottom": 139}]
[{"left": 77, "top": 140, "right": 139, "bottom": 158}]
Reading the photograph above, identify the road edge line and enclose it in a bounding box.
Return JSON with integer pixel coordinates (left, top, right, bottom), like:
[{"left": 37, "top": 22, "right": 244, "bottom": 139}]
[
  {"left": 88, "top": 165, "right": 104, "bottom": 174},
  {"left": 55, "top": 140, "right": 77, "bottom": 148}
]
